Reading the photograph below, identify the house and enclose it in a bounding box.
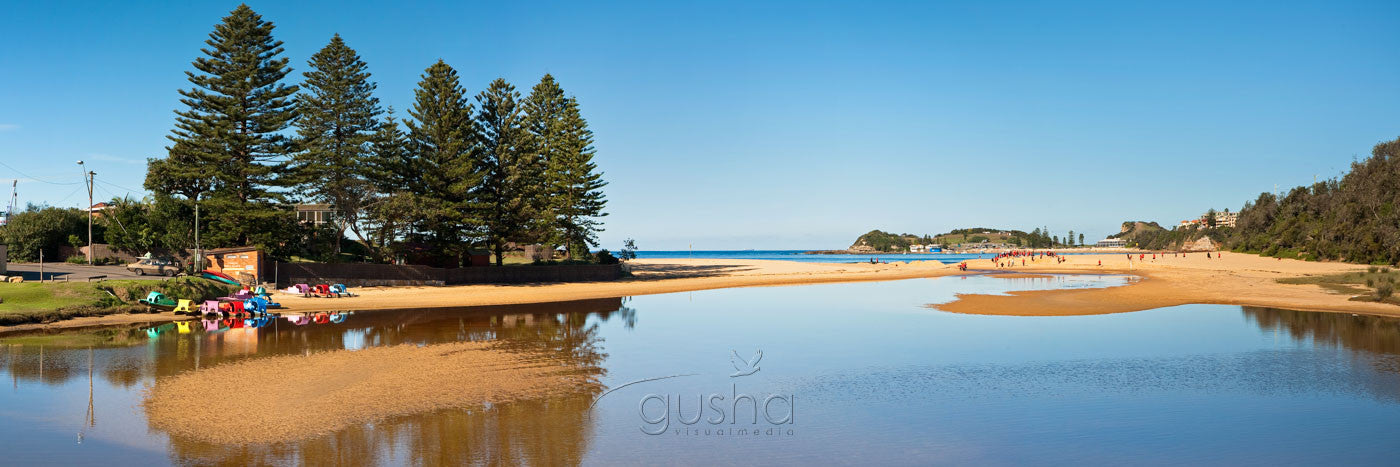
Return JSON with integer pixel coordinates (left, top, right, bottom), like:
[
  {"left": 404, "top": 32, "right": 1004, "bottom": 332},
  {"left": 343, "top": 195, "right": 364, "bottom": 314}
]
[
  {"left": 89, "top": 202, "right": 114, "bottom": 219},
  {"left": 295, "top": 204, "right": 336, "bottom": 226},
  {"left": 909, "top": 244, "right": 925, "bottom": 253},
  {"left": 1096, "top": 238, "right": 1127, "bottom": 248},
  {"left": 202, "top": 247, "right": 267, "bottom": 284}
]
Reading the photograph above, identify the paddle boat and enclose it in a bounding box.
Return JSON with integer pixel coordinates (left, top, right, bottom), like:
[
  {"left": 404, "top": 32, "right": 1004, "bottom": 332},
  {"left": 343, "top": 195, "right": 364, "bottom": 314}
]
[
  {"left": 330, "top": 284, "right": 356, "bottom": 297},
  {"left": 199, "top": 269, "right": 242, "bottom": 286},
  {"left": 138, "top": 291, "right": 180, "bottom": 311}
]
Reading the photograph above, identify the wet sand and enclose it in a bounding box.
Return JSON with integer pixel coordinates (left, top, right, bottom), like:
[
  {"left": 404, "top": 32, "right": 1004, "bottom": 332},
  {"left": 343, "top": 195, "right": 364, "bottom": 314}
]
[{"left": 144, "top": 341, "right": 598, "bottom": 444}]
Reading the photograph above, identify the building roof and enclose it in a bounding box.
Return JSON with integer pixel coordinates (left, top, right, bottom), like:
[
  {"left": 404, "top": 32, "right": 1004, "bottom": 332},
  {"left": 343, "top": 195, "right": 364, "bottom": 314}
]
[{"left": 204, "top": 246, "right": 263, "bottom": 255}]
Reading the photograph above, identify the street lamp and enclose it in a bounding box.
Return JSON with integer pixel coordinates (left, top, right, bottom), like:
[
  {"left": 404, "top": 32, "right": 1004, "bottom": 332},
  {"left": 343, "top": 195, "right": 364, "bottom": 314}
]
[{"left": 77, "top": 161, "right": 94, "bottom": 266}]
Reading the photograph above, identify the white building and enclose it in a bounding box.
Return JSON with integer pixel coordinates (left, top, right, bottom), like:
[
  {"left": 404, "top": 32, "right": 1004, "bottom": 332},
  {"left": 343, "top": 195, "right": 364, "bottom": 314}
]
[{"left": 1096, "top": 238, "right": 1127, "bottom": 248}]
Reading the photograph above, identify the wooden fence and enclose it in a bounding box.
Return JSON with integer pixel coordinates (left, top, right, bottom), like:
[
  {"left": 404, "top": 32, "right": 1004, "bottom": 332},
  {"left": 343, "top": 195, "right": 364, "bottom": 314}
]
[{"left": 276, "top": 262, "right": 622, "bottom": 288}]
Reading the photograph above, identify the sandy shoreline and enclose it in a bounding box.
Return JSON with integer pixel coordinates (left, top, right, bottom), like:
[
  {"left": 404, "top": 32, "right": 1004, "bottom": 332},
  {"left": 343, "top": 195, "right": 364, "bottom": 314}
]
[{"left": 5, "top": 254, "right": 1398, "bottom": 334}]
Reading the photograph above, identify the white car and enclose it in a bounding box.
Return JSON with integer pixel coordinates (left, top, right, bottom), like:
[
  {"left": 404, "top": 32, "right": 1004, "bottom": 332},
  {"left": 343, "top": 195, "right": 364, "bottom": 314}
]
[{"left": 126, "top": 258, "right": 180, "bottom": 276}]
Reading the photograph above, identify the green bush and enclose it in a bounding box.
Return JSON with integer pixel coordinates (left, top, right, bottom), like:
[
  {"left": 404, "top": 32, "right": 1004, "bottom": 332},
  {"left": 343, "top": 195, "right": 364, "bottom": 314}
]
[
  {"left": 1369, "top": 266, "right": 1380, "bottom": 273},
  {"left": 595, "top": 250, "right": 619, "bottom": 265},
  {"left": 1378, "top": 282, "right": 1394, "bottom": 301}
]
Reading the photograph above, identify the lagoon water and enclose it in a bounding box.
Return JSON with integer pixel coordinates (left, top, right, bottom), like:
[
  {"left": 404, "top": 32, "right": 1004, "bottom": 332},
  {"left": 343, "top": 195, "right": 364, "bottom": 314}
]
[{"left": 4, "top": 275, "right": 1400, "bottom": 465}]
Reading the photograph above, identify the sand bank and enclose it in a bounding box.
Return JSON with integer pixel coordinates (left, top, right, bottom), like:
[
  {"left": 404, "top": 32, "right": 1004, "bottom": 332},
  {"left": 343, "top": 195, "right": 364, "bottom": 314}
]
[
  {"left": 934, "top": 252, "right": 1392, "bottom": 316},
  {"left": 144, "top": 341, "right": 598, "bottom": 444}
]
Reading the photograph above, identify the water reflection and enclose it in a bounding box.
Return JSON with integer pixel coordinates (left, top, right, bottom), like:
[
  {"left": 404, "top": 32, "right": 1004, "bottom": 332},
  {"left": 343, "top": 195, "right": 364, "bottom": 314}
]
[
  {"left": 1243, "top": 306, "right": 1400, "bottom": 356},
  {"left": 0, "top": 298, "right": 631, "bottom": 465}
]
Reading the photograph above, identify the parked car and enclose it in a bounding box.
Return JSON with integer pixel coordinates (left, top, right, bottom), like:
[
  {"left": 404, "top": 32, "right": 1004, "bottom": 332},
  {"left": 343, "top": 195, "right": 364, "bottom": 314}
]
[{"left": 126, "top": 258, "right": 180, "bottom": 276}]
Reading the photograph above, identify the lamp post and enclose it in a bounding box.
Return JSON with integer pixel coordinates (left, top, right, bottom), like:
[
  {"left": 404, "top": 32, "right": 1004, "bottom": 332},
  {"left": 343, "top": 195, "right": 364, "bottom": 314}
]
[{"left": 78, "top": 161, "right": 94, "bottom": 266}]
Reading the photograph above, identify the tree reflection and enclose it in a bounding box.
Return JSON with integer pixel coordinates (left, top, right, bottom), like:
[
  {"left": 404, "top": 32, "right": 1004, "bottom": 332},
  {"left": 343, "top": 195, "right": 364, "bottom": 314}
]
[
  {"left": 0, "top": 297, "right": 630, "bottom": 465},
  {"left": 1242, "top": 306, "right": 1400, "bottom": 356}
]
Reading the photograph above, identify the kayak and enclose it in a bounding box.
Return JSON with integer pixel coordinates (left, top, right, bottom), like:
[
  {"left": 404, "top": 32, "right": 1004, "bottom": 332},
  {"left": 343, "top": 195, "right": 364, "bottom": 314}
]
[{"left": 200, "top": 270, "right": 242, "bottom": 285}]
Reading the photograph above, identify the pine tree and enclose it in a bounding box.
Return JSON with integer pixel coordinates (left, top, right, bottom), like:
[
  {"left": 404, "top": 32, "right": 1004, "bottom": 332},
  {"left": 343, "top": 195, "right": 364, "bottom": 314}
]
[
  {"left": 294, "top": 34, "right": 383, "bottom": 254},
  {"left": 476, "top": 78, "right": 539, "bottom": 265},
  {"left": 152, "top": 4, "right": 299, "bottom": 248},
  {"left": 404, "top": 60, "right": 482, "bottom": 263},
  {"left": 360, "top": 108, "right": 414, "bottom": 261},
  {"left": 550, "top": 96, "right": 608, "bottom": 258},
  {"left": 523, "top": 75, "right": 571, "bottom": 249}
]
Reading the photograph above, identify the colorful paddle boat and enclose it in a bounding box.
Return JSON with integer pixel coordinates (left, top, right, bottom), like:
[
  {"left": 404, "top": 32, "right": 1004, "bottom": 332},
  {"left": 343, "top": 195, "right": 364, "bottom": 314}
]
[
  {"left": 138, "top": 291, "right": 179, "bottom": 311},
  {"left": 330, "top": 284, "right": 355, "bottom": 297}
]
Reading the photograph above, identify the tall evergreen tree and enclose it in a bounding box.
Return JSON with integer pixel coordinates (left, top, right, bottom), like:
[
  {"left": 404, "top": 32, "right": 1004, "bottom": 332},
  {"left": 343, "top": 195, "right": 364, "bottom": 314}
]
[
  {"left": 149, "top": 4, "right": 299, "bottom": 249},
  {"left": 476, "top": 78, "right": 540, "bottom": 265},
  {"left": 523, "top": 75, "right": 570, "bottom": 247},
  {"left": 404, "top": 60, "right": 483, "bottom": 264},
  {"left": 362, "top": 107, "right": 417, "bottom": 261},
  {"left": 550, "top": 96, "right": 608, "bottom": 258},
  {"left": 294, "top": 34, "right": 382, "bottom": 254}
]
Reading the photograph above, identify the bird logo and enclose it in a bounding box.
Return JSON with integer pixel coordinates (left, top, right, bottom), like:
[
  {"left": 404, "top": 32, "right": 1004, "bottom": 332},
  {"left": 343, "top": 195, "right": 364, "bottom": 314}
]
[{"left": 730, "top": 349, "right": 763, "bottom": 377}]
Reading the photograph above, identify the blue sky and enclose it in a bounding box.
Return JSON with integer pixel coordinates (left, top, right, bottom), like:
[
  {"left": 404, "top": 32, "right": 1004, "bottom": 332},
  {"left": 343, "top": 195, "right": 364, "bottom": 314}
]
[{"left": 2, "top": 0, "right": 1397, "bottom": 250}]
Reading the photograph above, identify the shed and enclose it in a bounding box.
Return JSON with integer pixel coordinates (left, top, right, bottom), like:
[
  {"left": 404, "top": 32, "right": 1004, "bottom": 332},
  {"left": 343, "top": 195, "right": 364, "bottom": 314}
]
[{"left": 203, "top": 247, "right": 267, "bottom": 284}]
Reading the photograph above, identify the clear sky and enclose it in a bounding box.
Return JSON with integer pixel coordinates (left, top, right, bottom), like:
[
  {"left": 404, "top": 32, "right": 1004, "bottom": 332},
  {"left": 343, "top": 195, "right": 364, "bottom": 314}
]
[{"left": 2, "top": 0, "right": 1397, "bottom": 250}]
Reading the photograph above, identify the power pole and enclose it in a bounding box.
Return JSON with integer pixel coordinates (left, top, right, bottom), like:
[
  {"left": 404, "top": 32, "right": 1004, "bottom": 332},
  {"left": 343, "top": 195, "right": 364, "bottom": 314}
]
[
  {"left": 193, "top": 192, "right": 201, "bottom": 273},
  {"left": 78, "top": 161, "right": 94, "bottom": 266}
]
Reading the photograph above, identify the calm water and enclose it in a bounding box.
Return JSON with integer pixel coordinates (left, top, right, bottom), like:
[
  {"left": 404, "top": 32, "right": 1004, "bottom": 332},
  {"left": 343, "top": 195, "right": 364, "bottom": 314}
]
[{"left": 5, "top": 275, "right": 1400, "bottom": 465}]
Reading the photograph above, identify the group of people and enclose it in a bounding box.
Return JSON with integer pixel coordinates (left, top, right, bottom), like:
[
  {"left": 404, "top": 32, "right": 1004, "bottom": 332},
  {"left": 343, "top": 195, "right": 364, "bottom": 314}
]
[{"left": 989, "top": 251, "right": 1067, "bottom": 268}]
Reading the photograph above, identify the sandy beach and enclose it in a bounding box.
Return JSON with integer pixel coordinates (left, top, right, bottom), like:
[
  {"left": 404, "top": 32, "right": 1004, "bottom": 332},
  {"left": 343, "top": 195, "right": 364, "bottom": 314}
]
[{"left": 5, "top": 253, "right": 1396, "bottom": 334}]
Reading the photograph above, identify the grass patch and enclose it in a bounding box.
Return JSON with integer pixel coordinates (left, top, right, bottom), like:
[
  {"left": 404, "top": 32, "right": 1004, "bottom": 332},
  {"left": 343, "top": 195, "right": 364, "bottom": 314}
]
[
  {"left": 0, "top": 277, "right": 236, "bottom": 326},
  {"left": 1279, "top": 270, "right": 1400, "bottom": 305}
]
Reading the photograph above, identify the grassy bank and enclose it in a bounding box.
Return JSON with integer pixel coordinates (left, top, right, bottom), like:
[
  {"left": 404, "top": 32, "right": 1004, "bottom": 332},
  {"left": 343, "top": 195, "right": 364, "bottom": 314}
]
[
  {"left": 0, "top": 277, "right": 236, "bottom": 326},
  {"left": 1278, "top": 266, "right": 1399, "bottom": 305}
]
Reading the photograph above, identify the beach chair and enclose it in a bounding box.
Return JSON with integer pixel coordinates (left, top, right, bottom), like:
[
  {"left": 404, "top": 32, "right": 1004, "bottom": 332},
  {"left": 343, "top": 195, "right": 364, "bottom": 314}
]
[{"left": 173, "top": 299, "right": 194, "bottom": 314}]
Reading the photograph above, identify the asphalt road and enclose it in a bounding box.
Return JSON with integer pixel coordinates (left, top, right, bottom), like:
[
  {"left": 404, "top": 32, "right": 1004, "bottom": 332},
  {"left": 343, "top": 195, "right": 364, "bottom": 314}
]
[{"left": 4, "top": 263, "right": 173, "bottom": 281}]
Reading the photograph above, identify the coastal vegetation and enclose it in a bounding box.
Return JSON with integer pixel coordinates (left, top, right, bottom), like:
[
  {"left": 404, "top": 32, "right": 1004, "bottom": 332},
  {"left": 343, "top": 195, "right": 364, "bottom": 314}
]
[
  {"left": 850, "top": 227, "right": 1081, "bottom": 252},
  {"left": 1277, "top": 266, "right": 1398, "bottom": 304},
  {"left": 1227, "top": 137, "right": 1400, "bottom": 265},
  {"left": 0, "top": 4, "right": 610, "bottom": 269}
]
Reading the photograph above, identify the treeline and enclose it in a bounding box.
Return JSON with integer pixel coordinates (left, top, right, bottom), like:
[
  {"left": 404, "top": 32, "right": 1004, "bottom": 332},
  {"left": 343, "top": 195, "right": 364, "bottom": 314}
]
[
  {"left": 852, "top": 227, "right": 1086, "bottom": 251},
  {"left": 1228, "top": 137, "right": 1400, "bottom": 264},
  {"left": 129, "top": 5, "right": 606, "bottom": 266}
]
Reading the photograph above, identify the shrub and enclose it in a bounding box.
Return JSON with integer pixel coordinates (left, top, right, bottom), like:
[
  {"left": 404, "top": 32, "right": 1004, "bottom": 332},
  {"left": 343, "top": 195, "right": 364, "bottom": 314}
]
[
  {"left": 1378, "top": 282, "right": 1394, "bottom": 301},
  {"left": 1366, "top": 277, "right": 1375, "bottom": 287},
  {"left": 595, "top": 250, "right": 619, "bottom": 265},
  {"left": 1383, "top": 267, "right": 1393, "bottom": 274},
  {"left": 1369, "top": 266, "right": 1380, "bottom": 273}
]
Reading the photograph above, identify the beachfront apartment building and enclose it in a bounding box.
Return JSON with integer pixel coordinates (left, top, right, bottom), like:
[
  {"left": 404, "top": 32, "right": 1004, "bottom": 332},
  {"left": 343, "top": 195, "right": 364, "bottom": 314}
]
[{"left": 1179, "top": 211, "right": 1238, "bottom": 229}]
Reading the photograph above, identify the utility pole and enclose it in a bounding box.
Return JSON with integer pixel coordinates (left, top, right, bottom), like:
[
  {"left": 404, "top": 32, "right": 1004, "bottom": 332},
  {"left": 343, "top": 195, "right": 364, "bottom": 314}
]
[
  {"left": 78, "top": 161, "right": 94, "bottom": 266},
  {"left": 193, "top": 191, "right": 201, "bottom": 273}
]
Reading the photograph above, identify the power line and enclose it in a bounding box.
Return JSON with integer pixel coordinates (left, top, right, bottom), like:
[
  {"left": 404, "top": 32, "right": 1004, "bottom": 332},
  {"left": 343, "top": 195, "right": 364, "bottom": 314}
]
[{"left": 0, "top": 160, "right": 83, "bottom": 185}]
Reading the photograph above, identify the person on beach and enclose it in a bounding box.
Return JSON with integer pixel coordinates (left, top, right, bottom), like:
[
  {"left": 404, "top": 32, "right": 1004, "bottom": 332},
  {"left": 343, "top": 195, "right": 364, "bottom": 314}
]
[{"left": 1098, "top": 259, "right": 1102, "bottom": 267}]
